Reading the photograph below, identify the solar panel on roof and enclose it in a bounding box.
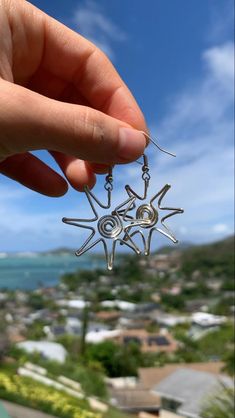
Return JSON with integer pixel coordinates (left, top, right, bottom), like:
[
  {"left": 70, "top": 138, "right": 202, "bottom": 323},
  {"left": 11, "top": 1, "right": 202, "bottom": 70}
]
[
  {"left": 123, "top": 336, "right": 142, "bottom": 345},
  {"left": 148, "top": 336, "right": 170, "bottom": 346}
]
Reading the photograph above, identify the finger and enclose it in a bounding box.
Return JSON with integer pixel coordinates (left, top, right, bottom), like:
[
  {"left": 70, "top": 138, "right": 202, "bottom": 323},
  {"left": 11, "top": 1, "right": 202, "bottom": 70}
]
[
  {"left": 42, "top": 15, "right": 147, "bottom": 130},
  {"left": 0, "top": 152, "right": 68, "bottom": 197},
  {"left": 87, "top": 163, "right": 111, "bottom": 174},
  {"left": 0, "top": 80, "right": 147, "bottom": 164},
  {"left": 50, "top": 151, "right": 96, "bottom": 191},
  {"left": 11, "top": 1, "right": 147, "bottom": 131}
]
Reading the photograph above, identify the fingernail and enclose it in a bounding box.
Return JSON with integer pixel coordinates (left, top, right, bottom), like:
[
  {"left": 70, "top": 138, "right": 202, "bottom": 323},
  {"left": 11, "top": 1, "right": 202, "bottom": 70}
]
[{"left": 118, "top": 128, "right": 147, "bottom": 162}]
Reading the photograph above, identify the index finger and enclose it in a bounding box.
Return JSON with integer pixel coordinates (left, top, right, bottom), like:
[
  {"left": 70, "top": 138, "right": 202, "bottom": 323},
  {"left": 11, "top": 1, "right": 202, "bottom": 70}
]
[{"left": 39, "top": 6, "right": 147, "bottom": 131}]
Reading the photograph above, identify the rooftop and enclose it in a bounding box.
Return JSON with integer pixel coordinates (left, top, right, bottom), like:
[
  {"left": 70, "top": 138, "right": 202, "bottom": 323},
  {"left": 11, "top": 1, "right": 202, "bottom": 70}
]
[
  {"left": 118, "top": 330, "right": 178, "bottom": 353},
  {"left": 17, "top": 341, "right": 67, "bottom": 363},
  {"left": 110, "top": 388, "right": 160, "bottom": 413},
  {"left": 138, "top": 362, "right": 225, "bottom": 389},
  {"left": 153, "top": 368, "right": 233, "bottom": 418}
]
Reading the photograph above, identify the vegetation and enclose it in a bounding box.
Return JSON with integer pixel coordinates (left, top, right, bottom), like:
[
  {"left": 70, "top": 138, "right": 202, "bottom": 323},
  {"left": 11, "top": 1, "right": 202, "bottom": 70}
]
[
  {"left": 173, "top": 322, "right": 234, "bottom": 363},
  {"left": 85, "top": 340, "right": 144, "bottom": 377},
  {"left": 8, "top": 346, "right": 107, "bottom": 399},
  {"left": 197, "top": 323, "right": 234, "bottom": 359},
  {"left": 181, "top": 236, "right": 234, "bottom": 279},
  {"left": 0, "top": 371, "right": 101, "bottom": 418},
  {"left": 222, "top": 349, "right": 235, "bottom": 376},
  {"left": 201, "top": 384, "right": 234, "bottom": 418}
]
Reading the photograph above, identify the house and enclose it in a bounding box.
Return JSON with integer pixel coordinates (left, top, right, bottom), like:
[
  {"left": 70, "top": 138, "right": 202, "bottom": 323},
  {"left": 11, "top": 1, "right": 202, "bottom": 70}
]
[
  {"left": 118, "top": 330, "right": 178, "bottom": 353},
  {"left": 57, "top": 299, "right": 90, "bottom": 310},
  {"left": 191, "top": 312, "right": 227, "bottom": 327},
  {"left": 17, "top": 341, "right": 67, "bottom": 363},
  {"left": 86, "top": 329, "right": 121, "bottom": 344},
  {"left": 106, "top": 377, "right": 138, "bottom": 389},
  {"left": 185, "top": 299, "right": 210, "bottom": 313},
  {"left": 149, "top": 252, "right": 181, "bottom": 272},
  {"left": 45, "top": 319, "right": 110, "bottom": 340},
  {"left": 110, "top": 388, "right": 160, "bottom": 415},
  {"left": 152, "top": 368, "right": 233, "bottom": 418},
  {"left": 118, "top": 316, "right": 152, "bottom": 330},
  {"left": 95, "top": 310, "right": 121, "bottom": 322},
  {"left": 138, "top": 363, "right": 225, "bottom": 389},
  {"left": 109, "top": 363, "right": 226, "bottom": 418},
  {"left": 100, "top": 300, "right": 136, "bottom": 312},
  {"left": 152, "top": 313, "right": 190, "bottom": 328}
]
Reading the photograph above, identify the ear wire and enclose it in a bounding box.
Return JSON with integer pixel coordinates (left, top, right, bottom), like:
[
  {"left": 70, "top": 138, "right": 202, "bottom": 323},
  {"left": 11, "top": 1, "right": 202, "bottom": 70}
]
[{"left": 139, "top": 131, "right": 176, "bottom": 158}]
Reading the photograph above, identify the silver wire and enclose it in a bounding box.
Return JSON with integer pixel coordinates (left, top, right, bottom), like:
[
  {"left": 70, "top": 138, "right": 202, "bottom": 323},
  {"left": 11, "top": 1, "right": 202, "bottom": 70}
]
[
  {"left": 62, "top": 186, "right": 144, "bottom": 270},
  {"left": 139, "top": 131, "right": 176, "bottom": 158},
  {"left": 120, "top": 183, "right": 184, "bottom": 255}
]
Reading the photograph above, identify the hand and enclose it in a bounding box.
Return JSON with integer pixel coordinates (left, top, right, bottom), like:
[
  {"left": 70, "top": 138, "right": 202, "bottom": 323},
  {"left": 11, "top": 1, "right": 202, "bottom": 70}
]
[{"left": 0, "top": 0, "right": 147, "bottom": 196}]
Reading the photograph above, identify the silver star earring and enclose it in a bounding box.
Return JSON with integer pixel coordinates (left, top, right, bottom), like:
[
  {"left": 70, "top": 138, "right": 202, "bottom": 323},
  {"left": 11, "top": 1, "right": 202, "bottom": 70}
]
[
  {"left": 119, "top": 150, "right": 184, "bottom": 255},
  {"left": 62, "top": 168, "right": 146, "bottom": 270}
]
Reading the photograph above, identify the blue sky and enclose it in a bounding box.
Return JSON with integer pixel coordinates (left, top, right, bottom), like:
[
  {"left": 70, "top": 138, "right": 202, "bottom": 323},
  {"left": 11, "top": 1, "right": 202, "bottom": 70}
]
[{"left": 0, "top": 0, "right": 234, "bottom": 252}]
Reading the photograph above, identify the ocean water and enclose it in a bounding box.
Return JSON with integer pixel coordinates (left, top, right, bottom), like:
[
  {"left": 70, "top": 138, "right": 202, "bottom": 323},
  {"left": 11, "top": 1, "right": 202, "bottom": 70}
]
[{"left": 0, "top": 255, "right": 103, "bottom": 290}]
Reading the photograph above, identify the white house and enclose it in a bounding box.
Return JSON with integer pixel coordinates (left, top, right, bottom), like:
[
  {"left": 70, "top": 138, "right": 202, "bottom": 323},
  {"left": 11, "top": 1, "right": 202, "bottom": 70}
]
[
  {"left": 57, "top": 299, "right": 90, "bottom": 310},
  {"left": 17, "top": 341, "right": 67, "bottom": 363},
  {"left": 192, "top": 312, "right": 227, "bottom": 327},
  {"left": 86, "top": 329, "right": 121, "bottom": 344},
  {"left": 101, "top": 300, "right": 136, "bottom": 312}
]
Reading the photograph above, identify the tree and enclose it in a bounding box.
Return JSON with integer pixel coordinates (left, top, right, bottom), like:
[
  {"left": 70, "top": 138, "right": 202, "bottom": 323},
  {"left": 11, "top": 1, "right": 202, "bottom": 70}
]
[
  {"left": 85, "top": 340, "right": 144, "bottom": 377},
  {"left": 201, "top": 385, "right": 234, "bottom": 418},
  {"left": 222, "top": 349, "right": 235, "bottom": 377},
  {"left": 28, "top": 294, "right": 44, "bottom": 310},
  {"left": 161, "top": 294, "right": 185, "bottom": 310}
]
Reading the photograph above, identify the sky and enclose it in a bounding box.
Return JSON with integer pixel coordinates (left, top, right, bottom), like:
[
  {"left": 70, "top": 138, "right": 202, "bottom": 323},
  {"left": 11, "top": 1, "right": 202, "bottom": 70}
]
[{"left": 0, "top": 0, "right": 234, "bottom": 252}]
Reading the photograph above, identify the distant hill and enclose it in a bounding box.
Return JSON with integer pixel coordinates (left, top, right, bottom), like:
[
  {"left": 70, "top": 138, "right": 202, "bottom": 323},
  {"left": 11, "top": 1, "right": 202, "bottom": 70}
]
[
  {"left": 180, "top": 235, "right": 234, "bottom": 278},
  {"left": 41, "top": 247, "right": 75, "bottom": 256},
  {"left": 40, "top": 236, "right": 234, "bottom": 279},
  {"left": 157, "top": 241, "right": 194, "bottom": 254}
]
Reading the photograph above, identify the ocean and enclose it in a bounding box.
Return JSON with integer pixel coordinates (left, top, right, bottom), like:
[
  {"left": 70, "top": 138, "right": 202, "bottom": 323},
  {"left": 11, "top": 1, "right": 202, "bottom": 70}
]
[{"left": 0, "top": 255, "right": 104, "bottom": 290}]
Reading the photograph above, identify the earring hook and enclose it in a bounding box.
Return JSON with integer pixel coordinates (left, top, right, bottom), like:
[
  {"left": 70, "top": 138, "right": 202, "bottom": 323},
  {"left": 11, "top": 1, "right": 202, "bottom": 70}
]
[{"left": 139, "top": 131, "right": 176, "bottom": 158}]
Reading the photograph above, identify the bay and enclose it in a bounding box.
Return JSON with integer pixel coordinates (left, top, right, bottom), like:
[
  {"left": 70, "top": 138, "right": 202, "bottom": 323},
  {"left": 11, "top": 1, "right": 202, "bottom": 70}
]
[{"left": 0, "top": 255, "right": 104, "bottom": 290}]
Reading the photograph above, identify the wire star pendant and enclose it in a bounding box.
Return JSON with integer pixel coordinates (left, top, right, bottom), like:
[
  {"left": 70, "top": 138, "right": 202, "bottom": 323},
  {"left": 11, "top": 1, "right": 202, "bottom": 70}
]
[
  {"left": 119, "top": 183, "right": 184, "bottom": 256},
  {"left": 62, "top": 186, "right": 144, "bottom": 270}
]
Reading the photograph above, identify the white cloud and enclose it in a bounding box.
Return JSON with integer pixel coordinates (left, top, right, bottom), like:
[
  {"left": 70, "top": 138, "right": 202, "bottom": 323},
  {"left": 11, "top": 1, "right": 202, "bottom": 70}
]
[
  {"left": 203, "top": 42, "right": 234, "bottom": 90},
  {"left": 72, "top": 1, "right": 126, "bottom": 59},
  {"left": 212, "top": 223, "right": 230, "bottom": 234},
  {"left": 117, "top": 41, "right": 234, "bottom": 246}
]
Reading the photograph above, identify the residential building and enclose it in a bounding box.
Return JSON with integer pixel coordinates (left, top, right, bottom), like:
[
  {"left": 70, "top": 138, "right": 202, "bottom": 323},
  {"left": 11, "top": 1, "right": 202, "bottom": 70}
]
[
  {"left": 138, "top": 362, "right": 225, "bottom": 389},
  {"left": 117, "top": 330, "right": 178, "bottom": 353},
  {"left": 17, "top": 341, "right": 68, "bottom": 363},
  {"left": 192, "top": 312, "right": 227, "bottom": 327},
  {"left": 152, "top": 313, "right": 190, "bottom": 328},
  {"left": 86, "top": 329, "right": 121, "bottom": 344},
  {"left": 110, "top": 388, "right": 160, "bottom": 415},
  {"left": 152, "top": 368, "right": 233, "bottom": 418}
]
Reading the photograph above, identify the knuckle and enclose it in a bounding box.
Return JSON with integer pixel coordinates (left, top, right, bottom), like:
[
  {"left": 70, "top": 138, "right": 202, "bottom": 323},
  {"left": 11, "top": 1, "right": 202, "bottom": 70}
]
[{"left": 82, "top": 107, "right": 105, "bottom": 147}]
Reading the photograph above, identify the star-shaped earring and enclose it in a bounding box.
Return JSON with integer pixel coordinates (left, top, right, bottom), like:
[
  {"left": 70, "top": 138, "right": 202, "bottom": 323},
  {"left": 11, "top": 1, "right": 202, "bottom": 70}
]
[
  {"left": 120, "top": 184, "right": 184, "bottom": 255},
  {"left": 62, "top": 184, "right": 146, "bottom": 270}
]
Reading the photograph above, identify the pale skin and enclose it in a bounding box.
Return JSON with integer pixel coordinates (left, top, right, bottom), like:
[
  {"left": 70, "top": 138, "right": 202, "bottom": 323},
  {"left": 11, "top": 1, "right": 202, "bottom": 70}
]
[{"left": 0, "top": 0, "right": 148, "bottom": 196}]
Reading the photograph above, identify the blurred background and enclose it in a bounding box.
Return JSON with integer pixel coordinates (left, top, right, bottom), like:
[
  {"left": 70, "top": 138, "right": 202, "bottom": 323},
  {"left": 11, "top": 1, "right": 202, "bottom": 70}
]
[{"left": 0, "top": 1, "right": 234, "bottom": 418}]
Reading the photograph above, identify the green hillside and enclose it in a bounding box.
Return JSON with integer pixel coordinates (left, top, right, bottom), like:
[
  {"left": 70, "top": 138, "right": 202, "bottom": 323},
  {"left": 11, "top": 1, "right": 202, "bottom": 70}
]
[{"left": 181, "top": 235, "right": 234, "bottom": 278}]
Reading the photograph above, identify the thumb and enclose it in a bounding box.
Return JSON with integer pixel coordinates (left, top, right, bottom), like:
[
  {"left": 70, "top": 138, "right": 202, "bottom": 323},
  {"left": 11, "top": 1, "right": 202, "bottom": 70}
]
[{"left": 0, "top": 81, "right": 147, "bottom": 164}]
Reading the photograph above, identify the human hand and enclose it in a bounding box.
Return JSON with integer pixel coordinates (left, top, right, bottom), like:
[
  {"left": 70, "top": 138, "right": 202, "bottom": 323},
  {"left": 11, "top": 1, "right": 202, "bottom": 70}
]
[{"left": 0, "top": 0, "right": 147, "bottom": 196}]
